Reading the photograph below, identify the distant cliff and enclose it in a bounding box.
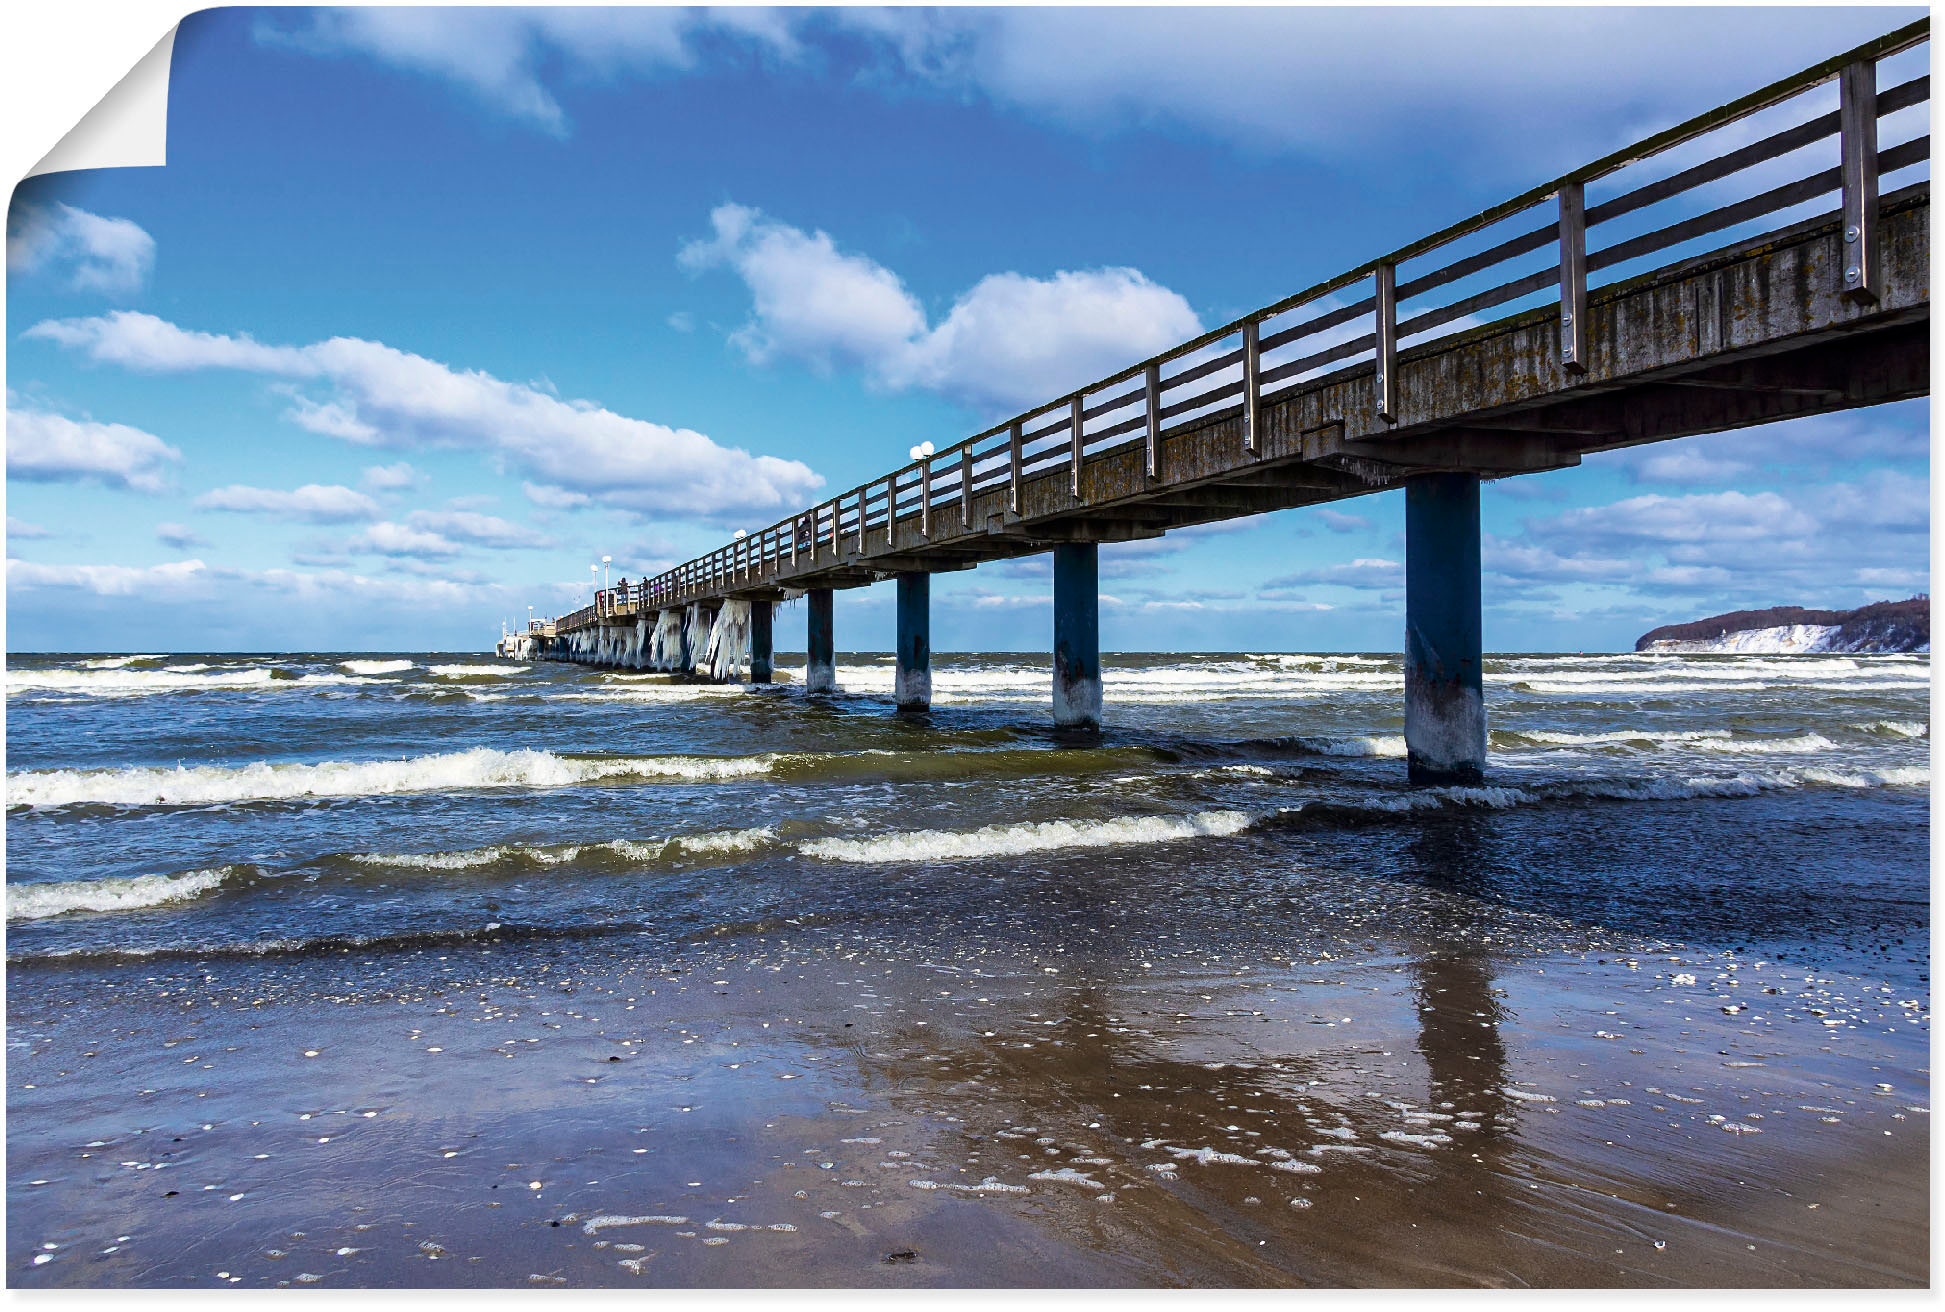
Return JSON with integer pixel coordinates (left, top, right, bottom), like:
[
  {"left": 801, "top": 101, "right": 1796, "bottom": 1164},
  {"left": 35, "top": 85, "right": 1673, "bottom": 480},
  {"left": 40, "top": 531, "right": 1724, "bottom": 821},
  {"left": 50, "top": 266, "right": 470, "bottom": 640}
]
[{"left": 1636, "top": 597, "right": 1930, "bottom": 654}]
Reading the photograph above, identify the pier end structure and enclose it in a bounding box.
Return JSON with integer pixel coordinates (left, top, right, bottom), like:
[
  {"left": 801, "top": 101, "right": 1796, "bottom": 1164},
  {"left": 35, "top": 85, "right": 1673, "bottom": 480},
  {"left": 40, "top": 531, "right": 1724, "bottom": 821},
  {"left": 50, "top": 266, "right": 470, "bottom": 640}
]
[
  {"left": 1403, "top": 472, "right": 1485, "bottom": 784},
  {"left": 895, "top": 571, "right": 931, "bottom": 711},
  {"left": 805, "top": 588, "right": 837, "bottom": 693},
  {"left": 1052, "top": 543, "right": 1102, "bottom": 730}
]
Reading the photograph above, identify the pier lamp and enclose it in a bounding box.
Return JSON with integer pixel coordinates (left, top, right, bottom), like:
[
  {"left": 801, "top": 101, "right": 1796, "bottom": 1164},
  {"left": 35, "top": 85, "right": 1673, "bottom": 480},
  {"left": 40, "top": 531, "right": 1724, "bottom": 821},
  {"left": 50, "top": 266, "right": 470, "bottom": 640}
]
[
  {"left": 590, "top": 563, "right": 598, "bottom": 601},
  {"left": 602, "top": 555, "right": 612, "bottom": 594}
]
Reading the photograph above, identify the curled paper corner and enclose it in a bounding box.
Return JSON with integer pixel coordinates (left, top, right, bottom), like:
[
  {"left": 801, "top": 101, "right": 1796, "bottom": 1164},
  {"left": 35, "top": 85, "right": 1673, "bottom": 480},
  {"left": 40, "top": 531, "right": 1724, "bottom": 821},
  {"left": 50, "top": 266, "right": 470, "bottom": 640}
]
[{"left": 27, "top": 24, "right": 178, "bottom": 179}]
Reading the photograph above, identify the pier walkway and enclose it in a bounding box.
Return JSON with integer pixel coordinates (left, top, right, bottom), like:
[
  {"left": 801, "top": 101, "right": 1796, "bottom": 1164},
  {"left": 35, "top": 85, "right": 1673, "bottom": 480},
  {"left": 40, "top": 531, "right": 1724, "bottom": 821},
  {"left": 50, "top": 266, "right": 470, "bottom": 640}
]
[{"left": 525, "top": 23, "right": 1930, "bottom": 783}]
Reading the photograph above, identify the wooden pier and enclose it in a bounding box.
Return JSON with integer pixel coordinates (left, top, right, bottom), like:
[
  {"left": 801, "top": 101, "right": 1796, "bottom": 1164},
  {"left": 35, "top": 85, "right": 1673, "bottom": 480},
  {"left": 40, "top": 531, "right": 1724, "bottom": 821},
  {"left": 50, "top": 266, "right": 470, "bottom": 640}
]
[{"left": 530, "top": 22, "right": 1931, "bottom": 783}]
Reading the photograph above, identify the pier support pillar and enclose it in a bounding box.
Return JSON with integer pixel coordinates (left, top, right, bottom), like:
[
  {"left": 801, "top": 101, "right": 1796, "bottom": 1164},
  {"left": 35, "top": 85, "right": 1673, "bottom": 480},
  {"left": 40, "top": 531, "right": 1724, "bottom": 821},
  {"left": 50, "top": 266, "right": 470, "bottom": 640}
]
[
  {"left": 1052, "top": 543, "right": 1102, "bottom": 730},
  {"left": 749, "top": 600, "right": 773, "bottom": 684},
  {"left": 1404, "top": 472, "right": 1486, "bottom": 784},
  {"left": 895, "top": 572, "right": 931, "bottom": 711},
  {"left": 806, "top": 588, "right": 836, "bottom": 694}
]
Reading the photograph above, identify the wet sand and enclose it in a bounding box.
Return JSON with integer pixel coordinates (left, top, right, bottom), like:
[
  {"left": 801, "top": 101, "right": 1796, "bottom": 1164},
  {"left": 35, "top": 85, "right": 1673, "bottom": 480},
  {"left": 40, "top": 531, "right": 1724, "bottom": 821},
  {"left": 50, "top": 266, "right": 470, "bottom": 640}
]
[{"left": 8, "top": 928, "right": 1927, "bottom": 1287}]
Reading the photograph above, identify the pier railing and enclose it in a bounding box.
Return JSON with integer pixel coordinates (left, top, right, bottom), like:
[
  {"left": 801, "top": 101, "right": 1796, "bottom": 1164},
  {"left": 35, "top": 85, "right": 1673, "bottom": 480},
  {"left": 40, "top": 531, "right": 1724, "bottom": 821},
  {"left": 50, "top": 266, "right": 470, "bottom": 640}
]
[{"left": 558, "top": 20, "right": 1928, "bottom": 629}]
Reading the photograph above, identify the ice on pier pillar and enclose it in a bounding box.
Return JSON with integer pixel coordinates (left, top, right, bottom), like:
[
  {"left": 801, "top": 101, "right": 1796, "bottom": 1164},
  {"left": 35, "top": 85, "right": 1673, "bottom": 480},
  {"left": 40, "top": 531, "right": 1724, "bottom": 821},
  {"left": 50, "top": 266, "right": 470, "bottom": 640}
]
[
  {"left": 805, "top": 588, "right": 836, "bottom": 694},
  {"left": 1052, "top": 542, "right": 1102, "bottom": 730},
  {"left": 749, "top": 600, "right": 773, "bottom": 684},
  {"left": 1404, "top": 472, "right": 1486, "bottom": 784},
  {"left": 894, "top": 572, "right": 931, "bottom": 711}
]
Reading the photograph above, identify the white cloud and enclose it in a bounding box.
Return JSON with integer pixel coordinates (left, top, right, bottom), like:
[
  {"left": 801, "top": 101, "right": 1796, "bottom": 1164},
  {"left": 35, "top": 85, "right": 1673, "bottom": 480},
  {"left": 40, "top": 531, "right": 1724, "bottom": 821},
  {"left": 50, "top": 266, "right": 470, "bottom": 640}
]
[
  {"left": 263, "top": 8, "right": 1906, "bottom": 171},
  {"left": 352, "top": 521, "right": 462, "bottom": 559},
  {"left": 195, "top": 483, "right": 380, "bottom": 523},
  {"left": 261, "top": 7, "right": 794, "bottom": 135},
  {"left": 6, "top": 558, "right": 210, "bottom": 597},
  {"left": 680, "top": 203, "right": 1201, "bottom": 412},
  {"left": 406, "top": 509, "right": 541, "bottom": 549},
  {"left": 27, "top": 311, "right": 822, "bottom": 519},
  {"left": 155, "top": 522, "right": 209, "bottom": 550},
  {"left": 6, "top": 203, "right": 156, "bottom": 296},
  {"left": 523, "top": 482, "right": 592, "bottom": 510},
  {"left": 1263, "top": 557, "right": 1404, "bottom": 593},
  {"left": 7, "top": 516, "right": 51, "bottom": 540},
  {"left": 361, "top": 461, "right": 423, "bottom": 491},
  {"left": 6, "top": 406, "right": 182, "bottom": 493},
  {"left": 1315, "top": 508, "right": 1373, "bottom": 534}
]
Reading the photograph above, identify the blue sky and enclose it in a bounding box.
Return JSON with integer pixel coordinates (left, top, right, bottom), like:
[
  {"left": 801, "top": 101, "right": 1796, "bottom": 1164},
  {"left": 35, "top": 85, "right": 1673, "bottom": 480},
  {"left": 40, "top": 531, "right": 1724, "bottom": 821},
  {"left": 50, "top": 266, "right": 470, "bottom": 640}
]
[{"left": 5, "top": 5, "right": 1929, "bottom": 654}]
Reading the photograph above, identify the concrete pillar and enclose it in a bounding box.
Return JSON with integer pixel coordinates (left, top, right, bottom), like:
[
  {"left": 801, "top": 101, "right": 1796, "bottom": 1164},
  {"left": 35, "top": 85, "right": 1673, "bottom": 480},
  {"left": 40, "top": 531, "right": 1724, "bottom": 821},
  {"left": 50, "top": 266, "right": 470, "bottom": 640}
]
[
  {"left": 806, "top": 588, "right": 836, "bottom": 694},
  {"left": 1404, "top": 472, "right": 1486, "bottom": 784},
  {"left": 749, "top": 600, "right": 773, "bottom": 684},
  {"left": 1052, "top": 543, "right": 1102, "bottom": 730},
  {"left": 894, "top": 572, "right": 931, "bottom": 711}
]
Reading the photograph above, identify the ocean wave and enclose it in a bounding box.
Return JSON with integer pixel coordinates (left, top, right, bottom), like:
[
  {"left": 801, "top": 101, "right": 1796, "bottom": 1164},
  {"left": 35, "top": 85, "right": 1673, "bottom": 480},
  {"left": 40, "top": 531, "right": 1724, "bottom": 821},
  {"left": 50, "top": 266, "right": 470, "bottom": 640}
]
[
  {"left": 351, "top": 826, "right": 777, "bottom": 872},
  {"left": 341, "top": 659, "right": 413, "bottom": 675},
  {"left": 428, "top": 664, "right": 520, "bottom": 678},
  {"left": 80, "top": 654, "right": 165, "bottom": 669},
  {"left": 1857, "top": 720, "right": 1929, "bottom": 738},
  {"left": 1691, "top": 732, "right": 1835, "bottom": 755},
  {"left": 7, "top": 867, "right": 238, "bottom": 921},
  {"left": 1504, "top": 728, "right": 1732, "bottom": 747},
  {"left": 7, "top": 667, "right": 366, "bottom": 697},
  {"left": 801, "top": 809, "right": 1252, "bottom": 864},
  {"left": 7, "top": 746, "right": 779, "bottom": 809}
]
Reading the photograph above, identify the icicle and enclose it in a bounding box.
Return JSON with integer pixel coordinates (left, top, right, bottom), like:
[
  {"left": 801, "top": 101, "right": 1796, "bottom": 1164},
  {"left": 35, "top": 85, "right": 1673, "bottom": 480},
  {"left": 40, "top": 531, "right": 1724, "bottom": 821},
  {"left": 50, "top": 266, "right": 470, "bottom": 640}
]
[{"left": 705, "top": 599, "right": 752, "bottom": 682}]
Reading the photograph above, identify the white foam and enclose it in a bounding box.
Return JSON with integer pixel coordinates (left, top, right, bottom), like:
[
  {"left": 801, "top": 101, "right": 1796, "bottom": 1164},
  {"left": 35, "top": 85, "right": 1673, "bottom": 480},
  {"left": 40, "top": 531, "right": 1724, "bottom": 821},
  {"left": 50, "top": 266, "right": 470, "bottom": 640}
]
[
  {"left": 341, "top": 659, "right": 413, "bottom": 675},
  {"left": 428, "top": 664, "right": 521, "bottom": 678},
  {"left": 8, "top": 867, "right": 233, "bottom": 921},
  {"left": 81, "top": 654, "right": 164, "bottom": 669},
  {"left": 1858, "top": 720, "right": 1929, "bottom": 738},
  {"left": 800, "top": 809, "right": 1251, "bottom": 864},
  {"left": 351, "top": 827, "right": 777, "bottom": 871},
  {"left": 1692, "top": 732, "right": 1836, "bottom": 756},
  {"left": 8, "top": 747, "right": 779, "bottom": 809}
]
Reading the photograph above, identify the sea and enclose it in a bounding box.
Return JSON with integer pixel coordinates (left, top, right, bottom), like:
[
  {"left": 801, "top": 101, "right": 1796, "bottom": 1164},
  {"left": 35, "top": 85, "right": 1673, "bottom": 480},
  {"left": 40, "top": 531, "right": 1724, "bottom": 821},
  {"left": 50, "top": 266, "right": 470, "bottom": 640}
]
[
  {"left": 5, "top": 649, "right": 1930, "bottom": 983},
  {"left": 4, "top": 647, "right": 1932, "bottom": 1286}
]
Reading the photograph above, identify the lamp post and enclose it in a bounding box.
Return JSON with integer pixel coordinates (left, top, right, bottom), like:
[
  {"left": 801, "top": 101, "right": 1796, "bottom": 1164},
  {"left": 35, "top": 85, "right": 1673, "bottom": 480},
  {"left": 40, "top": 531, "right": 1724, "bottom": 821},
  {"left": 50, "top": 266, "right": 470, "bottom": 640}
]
[
  {"left": 602, "top": 555, "right": 612, "bottom": 593},
  {"left": 590, "top": 563, "right": 598, "bottom": 604}
]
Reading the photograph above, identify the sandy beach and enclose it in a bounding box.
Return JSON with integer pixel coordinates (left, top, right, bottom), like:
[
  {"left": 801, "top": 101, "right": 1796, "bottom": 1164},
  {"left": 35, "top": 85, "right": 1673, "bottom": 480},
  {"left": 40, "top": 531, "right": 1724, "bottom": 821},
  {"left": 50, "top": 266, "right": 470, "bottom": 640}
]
[{"left": 9, "top": 920, "right": 1926, "bottom": 1287}]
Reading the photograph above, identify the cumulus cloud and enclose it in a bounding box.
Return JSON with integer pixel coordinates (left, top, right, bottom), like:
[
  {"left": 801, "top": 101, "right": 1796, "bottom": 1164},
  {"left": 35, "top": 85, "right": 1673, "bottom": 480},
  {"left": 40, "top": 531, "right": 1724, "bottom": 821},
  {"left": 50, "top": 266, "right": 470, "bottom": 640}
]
[
  {"left": 351, "top": 521, "right": 462, "bottom": 559},
  {"left": 7, "top": 516, "right": 51, "bottom": 540},
  {"left": 1315, "top": 508, "right": 1373, "bottom": 534},
  {"left": 6, "top": 406, "right": 182, "bottom": 493},
  {"left": 406, "top": 508, "right": 543, "bottom": 549},
  {"left": 26, "top": 311, "right": 821, "bottom": 519},
  {"left": 361, "top": 461, "right": 423, "bottom": 491},
  {"left": 1494, "top": 472, "right": 1928, "bottom": 606},
  {"left": 6, "top": 203, "right": 156, "bottom": 296},
  {"left": 6, "top": 557, "right": 211, "bottom": 597},
  {"left": 680, "top": 203, "right": 1201, "bottom": 412},
  {"left": 195, "top": 483, "right": 380, "bottom": 523},
  {"left": 155, "top": 522, "right": 210, "bottom": 550},
  {"left": 1598, "top": 408, "right": 1930, "bottom": 486}
]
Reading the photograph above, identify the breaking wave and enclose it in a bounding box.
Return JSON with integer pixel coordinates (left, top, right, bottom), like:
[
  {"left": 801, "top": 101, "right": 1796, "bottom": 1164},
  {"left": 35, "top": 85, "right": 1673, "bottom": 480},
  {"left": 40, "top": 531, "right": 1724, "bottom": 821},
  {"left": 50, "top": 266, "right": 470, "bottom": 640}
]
[
  {"left": 801, "top": 809, "right": 1252, "bottom": 864},
  {"left": 7, "top": 747, "right": 779, "bottom": 809},
  {"left": 6, "top": 667, "right": 365, "bottom": 697},
  {"left": 351, "top": 826, "right": 778, "bottom": 872},
  {"left": 341, "top": 659, "right": 413, "bottom": 675},
  {"left": 8, "top": 867, "right": 238, "bottom": 921}
]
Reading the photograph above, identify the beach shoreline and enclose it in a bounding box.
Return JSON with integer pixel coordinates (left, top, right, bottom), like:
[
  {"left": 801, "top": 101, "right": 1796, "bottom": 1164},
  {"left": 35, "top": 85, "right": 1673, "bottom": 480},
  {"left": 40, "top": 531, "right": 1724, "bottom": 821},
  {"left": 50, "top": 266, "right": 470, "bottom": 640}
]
[{"left": 9, "top": 925, "right": 1927, "bottom": 1288}]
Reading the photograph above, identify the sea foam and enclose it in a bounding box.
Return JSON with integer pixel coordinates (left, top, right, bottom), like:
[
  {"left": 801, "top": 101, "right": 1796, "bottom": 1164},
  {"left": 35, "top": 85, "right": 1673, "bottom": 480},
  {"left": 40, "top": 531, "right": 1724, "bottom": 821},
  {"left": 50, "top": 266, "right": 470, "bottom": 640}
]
[
  {"left": 800, "top": 809, "right": 1252, "bottom": 863},
  {"left": 8, "top": 867, "right": 236, "bottom": 921},
  {"left": 8, "top": 747, "right": 778, "bottom": 809}
]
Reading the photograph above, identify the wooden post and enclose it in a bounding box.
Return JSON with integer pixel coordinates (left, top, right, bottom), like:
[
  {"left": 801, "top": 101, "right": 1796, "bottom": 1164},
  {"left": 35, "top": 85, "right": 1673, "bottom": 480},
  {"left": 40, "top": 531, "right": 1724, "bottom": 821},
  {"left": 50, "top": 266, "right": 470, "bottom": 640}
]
[
  {"left": 1243, "top": 319, "right": 1261, "bottom": 456},
  {"left": 1143, "top": 362, "right": 1160, "bottom": 480},
  {"left": 1375, "top": 263, "right": 1398, "bottom": 423},
  {"left": 1558, "top": 180, "right": 1587, "bottom": 374},
  {"left": 1840, "top": 58, "right": 1880, "bottom": 305},
  {"left": 920, "top": 458, "right": 931, "bottom": 538},
  {"left": 1008, "top": 420, "right": 1023, "bottom": 513},
  {"left": 1069, "top": 394, "right": 1085, "bottom": 499},
  {"left": 856, "top": 488, "right": 866, "bottom": 553},
  {"left": 886, "top": 478, "right": 895, "bottom": 547},
  {"left": 961, "top": 446, "right": 973, "bottom": 530}
]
